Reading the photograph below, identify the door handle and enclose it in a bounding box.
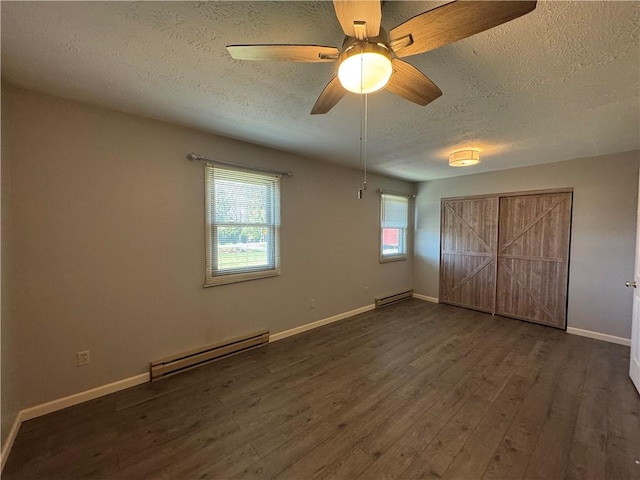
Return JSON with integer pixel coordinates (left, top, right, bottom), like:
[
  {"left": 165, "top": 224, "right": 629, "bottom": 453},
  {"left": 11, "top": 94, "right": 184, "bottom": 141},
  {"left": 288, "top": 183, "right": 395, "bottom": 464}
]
[{"left": 625, "top": 281, "right": 637, "bottom": 288}]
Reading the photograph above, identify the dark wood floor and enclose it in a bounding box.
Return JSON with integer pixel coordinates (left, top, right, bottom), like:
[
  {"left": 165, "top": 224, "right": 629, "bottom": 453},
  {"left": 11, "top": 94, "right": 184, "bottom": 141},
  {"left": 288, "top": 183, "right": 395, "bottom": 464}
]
[{"left": 4, "top": 300, "right": 640, "bottom": 480}]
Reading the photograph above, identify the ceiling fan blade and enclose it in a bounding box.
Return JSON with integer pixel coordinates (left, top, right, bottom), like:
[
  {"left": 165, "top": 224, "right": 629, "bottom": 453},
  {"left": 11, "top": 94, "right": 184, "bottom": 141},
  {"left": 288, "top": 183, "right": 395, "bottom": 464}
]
[
  {"left": 389, "top": 1, "right": 537, "bottom": 58},
  {"left": 385, "top": 59, "right": 442, "bottom": 106},
  {"left": 332, "top": 0, "right": 381, "bottom": 40},
  {"left": 227, "top": 45, "right": 340, "bottom": 62},
  {"left": 311, "top": 76, "right": 346, "bottom": 115}
]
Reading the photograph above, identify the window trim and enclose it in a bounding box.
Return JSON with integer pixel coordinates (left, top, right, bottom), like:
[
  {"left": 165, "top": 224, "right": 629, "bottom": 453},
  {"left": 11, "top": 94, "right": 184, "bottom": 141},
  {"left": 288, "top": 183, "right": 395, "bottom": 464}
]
[
  {"left": 204, "top": 164, "right": 281, "bottom": 287},
  {"left": 379, "top": 192, "right": 410, "bottom": 263}
]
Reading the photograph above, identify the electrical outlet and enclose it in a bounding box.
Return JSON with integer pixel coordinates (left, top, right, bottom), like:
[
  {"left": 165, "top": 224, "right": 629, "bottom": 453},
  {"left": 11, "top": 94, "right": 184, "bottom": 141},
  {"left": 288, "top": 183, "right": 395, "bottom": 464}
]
[
  {"left": 310, "top": 299, "right": 316, "bottom": 309},
  {"left": 77, "top": 350, "right": 90, "bottom": 367}
]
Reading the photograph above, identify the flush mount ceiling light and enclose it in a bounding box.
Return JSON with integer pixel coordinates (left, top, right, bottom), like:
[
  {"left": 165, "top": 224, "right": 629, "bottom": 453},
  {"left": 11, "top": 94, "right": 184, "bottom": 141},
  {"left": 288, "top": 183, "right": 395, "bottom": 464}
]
[
  {"left": 337, "top": 43, "right": 393, "bottom": 94},
  {"left": 449, "top": 149, "right": 481, "bottom": 167}
]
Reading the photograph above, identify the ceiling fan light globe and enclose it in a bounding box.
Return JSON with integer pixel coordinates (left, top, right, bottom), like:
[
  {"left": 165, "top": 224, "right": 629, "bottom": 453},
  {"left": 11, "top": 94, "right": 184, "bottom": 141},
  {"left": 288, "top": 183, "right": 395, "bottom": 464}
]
[{"left": 338, "top": 52, "right": 392, "bottom": 94}]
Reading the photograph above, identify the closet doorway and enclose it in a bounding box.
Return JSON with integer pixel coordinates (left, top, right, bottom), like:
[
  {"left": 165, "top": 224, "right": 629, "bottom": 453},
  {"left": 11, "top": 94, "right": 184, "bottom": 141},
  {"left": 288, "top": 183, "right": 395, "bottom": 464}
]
[{"left": 439, "top": 189, "right": 573, "bottom": 329}]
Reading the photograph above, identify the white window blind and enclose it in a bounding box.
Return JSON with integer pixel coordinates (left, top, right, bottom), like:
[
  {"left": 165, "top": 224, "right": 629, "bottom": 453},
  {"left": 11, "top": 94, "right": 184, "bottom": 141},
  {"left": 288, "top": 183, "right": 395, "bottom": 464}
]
[
  {"left": 205, "top": 164, "right": 281, "bottom": 286},
  {"left": 380, "top": 193, "right": 409, "bottom": 262}
]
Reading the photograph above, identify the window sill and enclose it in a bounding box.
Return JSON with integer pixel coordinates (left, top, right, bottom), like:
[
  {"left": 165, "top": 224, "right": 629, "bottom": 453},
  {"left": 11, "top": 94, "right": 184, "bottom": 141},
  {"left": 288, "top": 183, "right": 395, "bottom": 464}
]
[
  {"left": 204, "top": 268, "right": 280, "bottom": 287},
  {"left": 379, "top": 255, "right": 407, "bottom": 264}
]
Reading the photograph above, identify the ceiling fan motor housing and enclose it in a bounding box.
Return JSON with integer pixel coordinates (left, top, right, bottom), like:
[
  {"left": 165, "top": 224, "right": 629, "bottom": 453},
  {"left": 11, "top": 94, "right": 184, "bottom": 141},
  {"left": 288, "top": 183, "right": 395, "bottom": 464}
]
[{"left": 340, "top": 26, "right": 388, "bottom": 49}]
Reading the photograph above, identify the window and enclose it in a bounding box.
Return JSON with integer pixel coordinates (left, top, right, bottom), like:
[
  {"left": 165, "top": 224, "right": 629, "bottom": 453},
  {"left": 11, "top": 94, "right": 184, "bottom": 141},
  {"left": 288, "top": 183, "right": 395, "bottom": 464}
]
[
  {"left": 380, "top": 193, "right": 409, "bottom": 262},
  {"left": 205, "top": 164, "right": 280, "bottom": 286}
]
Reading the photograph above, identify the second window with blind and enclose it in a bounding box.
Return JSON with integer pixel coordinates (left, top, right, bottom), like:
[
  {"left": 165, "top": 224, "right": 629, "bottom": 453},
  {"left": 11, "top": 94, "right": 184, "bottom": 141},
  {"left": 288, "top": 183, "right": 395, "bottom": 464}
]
[{"left": 380, "top": 193, "right": 409, "bottom": 262}]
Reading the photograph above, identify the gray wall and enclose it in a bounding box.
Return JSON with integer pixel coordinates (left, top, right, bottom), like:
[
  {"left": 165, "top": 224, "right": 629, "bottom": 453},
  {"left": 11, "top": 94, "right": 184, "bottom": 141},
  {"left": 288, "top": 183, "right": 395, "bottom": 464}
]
[
  {"left": 414, "top": 151, "right": 639, "bottom": 339},
  {"left": 2, "top": 85, "right": 20, "bottom": 454},
  {"left": 1, "top": 84, "right": 414, "bottom": 446}
]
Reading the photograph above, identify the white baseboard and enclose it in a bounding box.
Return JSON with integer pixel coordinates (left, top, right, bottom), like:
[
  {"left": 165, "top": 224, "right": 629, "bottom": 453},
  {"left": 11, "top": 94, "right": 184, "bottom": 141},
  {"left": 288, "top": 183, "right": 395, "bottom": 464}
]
[
  {"left": 270, "top": 304, "right": 376, "bottom": 342},
  {"left": 567, "top": 327, "right": 631, "bottom": 347},
  {"left": 19, "top": 373, "right": 150, "bottom": 422},
  {"left": 412, "top": 293, "right": 439, "bottom": 303},
  {"left": 1, "top": 412, "right": 23, "bottom": 472},
  {"left": 0, "top": 372, "right": 149, "bottom": 473}
]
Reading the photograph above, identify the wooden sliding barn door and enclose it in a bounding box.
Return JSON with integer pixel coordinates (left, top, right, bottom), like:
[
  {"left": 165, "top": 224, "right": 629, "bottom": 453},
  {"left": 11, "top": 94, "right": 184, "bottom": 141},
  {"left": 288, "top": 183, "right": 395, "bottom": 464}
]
[
  {"left": 496, "top": 192, "right": 572, "bottom": 328},
  {"left": 439, "top": 189, "right": 572, "bottom": 329},
  {"left": 439, "top": 196, "right": 498, "bottom": 313}
]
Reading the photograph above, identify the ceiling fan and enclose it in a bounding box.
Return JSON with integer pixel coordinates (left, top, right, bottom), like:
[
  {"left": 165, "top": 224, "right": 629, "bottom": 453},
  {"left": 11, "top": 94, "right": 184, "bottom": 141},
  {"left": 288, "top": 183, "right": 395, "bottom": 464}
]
[{"left": 227, "top": 1, "right": 537, "bottom": 115}]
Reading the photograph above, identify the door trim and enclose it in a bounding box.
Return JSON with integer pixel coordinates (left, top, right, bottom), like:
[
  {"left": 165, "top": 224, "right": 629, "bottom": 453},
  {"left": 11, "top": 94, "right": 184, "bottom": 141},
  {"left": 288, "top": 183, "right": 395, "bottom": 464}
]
[
  {"left": 629, "top": 171, "right": 640, "bottom": 394},
  {"left": 442, "top": 187, "right": 574, "bottom": 203}
]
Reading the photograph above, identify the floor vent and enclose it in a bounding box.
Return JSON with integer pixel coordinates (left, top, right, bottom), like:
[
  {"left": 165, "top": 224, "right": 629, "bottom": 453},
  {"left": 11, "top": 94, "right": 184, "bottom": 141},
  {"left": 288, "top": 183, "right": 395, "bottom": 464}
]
[
  {"left": 150, "top": 330, "right": 269, "bottom": 381},
  {"left": 375, "top": 290, "right": 414, "bottom": 308}
]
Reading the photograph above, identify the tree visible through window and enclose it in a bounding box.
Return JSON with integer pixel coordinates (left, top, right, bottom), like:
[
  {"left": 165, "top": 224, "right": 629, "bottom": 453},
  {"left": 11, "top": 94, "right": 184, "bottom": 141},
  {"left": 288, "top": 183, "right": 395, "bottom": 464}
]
[
  {"left": 205, "top": 165, "right": 280, "bottom": 286},
  {"left": 380, "top": 193, "right": 409, "bottom": 261}
]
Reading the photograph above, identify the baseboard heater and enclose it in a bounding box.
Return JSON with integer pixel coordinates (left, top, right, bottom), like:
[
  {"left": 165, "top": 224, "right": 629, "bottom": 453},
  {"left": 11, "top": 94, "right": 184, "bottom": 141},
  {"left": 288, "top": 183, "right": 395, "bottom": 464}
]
[
  {"left": 375, "top": 290, "right": 414, "bottom": 308},
  {"left": 150, "top": 330, "right": 269, "bottom": 381}
]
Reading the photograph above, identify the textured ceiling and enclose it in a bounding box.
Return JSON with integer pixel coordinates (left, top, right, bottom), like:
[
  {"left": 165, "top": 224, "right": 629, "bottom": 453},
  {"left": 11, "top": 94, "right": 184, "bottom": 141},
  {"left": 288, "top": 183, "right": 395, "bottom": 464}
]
[{"left": 2, "top": 1, "right": 639, "bottom": 181}]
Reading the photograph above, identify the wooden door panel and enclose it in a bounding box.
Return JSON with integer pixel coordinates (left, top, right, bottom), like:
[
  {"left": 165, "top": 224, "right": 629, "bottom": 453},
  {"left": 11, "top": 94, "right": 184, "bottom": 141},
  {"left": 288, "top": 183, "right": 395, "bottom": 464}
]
[
  {"left": 441, "top": 199, "right": 497, "bottom": 253},
  {"left": 440, "top": 197, "right": 498, "bottom": 312},
  {"left": 496, "top": 257, "right": 566, "bottom": 327},
  {"left": 441, "top": 253, "right": 495, "bottom": 312},
  {"left": 498, "top": 194, "right": 570, "bottom": 258},
  {"left": 496, "top": 193, "right": 572, "bottom": 328}
]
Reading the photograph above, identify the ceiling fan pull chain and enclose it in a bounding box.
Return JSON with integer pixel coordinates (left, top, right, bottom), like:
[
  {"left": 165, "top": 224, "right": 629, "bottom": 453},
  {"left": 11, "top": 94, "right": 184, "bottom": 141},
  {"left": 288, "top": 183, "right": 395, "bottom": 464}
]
[
  {"left": 363, "top": 92, "right": 368, "bottom": 192},
  {"left": 358, "top": 46, "right": 368, "bottom": 199},
  {"left": 358, "top": 49, "right": 364, "bottom": 198}
]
